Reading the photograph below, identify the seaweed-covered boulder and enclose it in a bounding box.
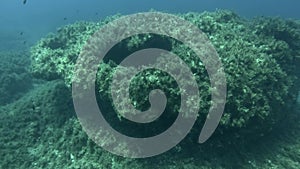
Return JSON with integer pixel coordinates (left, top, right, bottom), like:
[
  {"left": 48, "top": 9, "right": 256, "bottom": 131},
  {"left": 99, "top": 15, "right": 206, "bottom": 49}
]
[
  {"left": 30, "top": 10, "right": 300, "bottom": 141},
  {"left": 251, "top": 16, "right": 300, "bottom": 75},
  {"left": 30, "top": 15, "right": 120, "bottom": 84}
]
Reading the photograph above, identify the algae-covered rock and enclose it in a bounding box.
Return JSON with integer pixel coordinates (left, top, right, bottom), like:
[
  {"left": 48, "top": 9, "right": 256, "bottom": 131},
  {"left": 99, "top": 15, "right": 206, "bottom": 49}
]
[
  {"left": 1, "top": 80, "right": 300, "bottom": 168},
  {"left": 30, "top": 10, "right": 300, "bottom": 141},
  {"left": 0, "top": 80, "right": 73, "bottom": 168},
  {"left": 30, "top": 15, "right": 120, "bottom": 84},
  {"left": 0, "top": 80, "right": 148, "bottom": 168},
  {"left": 0, "top": 50, "right": 32, "bottom": 105}
]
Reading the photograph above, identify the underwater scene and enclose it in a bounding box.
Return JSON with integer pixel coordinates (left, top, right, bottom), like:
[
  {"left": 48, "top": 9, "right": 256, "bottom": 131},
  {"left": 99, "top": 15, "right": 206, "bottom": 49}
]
[{"left": 1, "top": 0, "right": 300, "bottom": 168}]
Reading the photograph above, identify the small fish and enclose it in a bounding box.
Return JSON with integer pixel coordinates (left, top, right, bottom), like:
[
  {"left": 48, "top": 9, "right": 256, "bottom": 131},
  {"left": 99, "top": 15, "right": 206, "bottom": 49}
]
[
  {"left": 63, "top": 17, "right": 67, "bottom": 20},
  {"left": 23, "top": 0, "right": 27, "bottom": 4},
  {"left": 20, "top": 32, "right": 23, "bottom": 35}
]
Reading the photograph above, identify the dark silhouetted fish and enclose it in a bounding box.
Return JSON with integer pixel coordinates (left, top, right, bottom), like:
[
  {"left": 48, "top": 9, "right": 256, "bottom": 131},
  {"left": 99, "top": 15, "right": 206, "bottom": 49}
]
[{"left": 23, "top": 0, "right": 27, "bottom": 4}]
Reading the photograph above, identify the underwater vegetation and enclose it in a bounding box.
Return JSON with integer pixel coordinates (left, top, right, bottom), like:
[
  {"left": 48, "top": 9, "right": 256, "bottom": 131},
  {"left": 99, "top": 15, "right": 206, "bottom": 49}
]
[
  {"left": 0, "top": 51, "right": 32, "bottom": 105},
  {"left": 1, "top": 10, "right": 300, "bottom": 168},
  {"left": 31, "top": 10, "right": 299, "bottom": 140}
]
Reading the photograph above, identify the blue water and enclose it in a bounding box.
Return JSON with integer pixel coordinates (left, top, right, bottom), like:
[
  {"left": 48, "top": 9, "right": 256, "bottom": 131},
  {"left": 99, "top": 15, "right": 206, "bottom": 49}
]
[{"left": 0, "top": 0, "right": 299, "bottom": 51}]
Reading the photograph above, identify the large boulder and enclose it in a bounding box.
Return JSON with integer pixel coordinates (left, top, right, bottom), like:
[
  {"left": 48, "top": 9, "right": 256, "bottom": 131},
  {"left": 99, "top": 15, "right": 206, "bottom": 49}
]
[{"left": 30, "top": 10, "right": 300, "bottom": 142}]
